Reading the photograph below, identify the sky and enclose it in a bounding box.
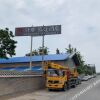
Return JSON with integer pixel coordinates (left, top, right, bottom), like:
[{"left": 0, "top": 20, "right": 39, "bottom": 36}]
[{"left": 0, "top": 0, "right": 100, "bottom": 72}]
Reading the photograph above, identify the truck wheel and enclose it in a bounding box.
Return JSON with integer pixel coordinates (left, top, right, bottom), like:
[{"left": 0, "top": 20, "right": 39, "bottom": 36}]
[
  {"left": 72, "top": 84, "right": 76, "bottom": 88},
  {"left": 48, "top": 89, "right": 52, "bottom": 91},
  {"left": 67, "top": 83, "right": 70, "bottom": 90},
  {"left": 63, "top": 83, "right": 67, "bottom": 91}
]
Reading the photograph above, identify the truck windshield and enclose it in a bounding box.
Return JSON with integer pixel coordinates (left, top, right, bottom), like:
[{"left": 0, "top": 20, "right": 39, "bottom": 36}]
[{"left": 47, "top": 69, "right": 64, "bottom": 77}]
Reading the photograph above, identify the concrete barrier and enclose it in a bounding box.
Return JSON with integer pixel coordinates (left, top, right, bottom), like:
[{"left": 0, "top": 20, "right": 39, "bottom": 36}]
[{"left": 0, "top": 76, "right": 45, "bottom": 96}]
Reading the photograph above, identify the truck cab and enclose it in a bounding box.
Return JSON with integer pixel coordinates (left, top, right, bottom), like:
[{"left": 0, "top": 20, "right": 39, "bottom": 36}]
[{"left": 46, "top": 68, "right": 68, "bottom": 90}]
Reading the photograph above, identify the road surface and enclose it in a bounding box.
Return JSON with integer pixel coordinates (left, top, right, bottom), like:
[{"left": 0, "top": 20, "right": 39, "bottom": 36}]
[{"left": 1, "top": 75, "right": 100, "bottom": 100}]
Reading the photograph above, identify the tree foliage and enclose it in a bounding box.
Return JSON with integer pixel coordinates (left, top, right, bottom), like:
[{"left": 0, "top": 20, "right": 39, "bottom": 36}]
[
  {"left": 26, "top": 49, "right": 38, "bottom": 56},
  {"left": 65, "top": 44, "right": 74, "bottom": 54},
  {"left": 0, "top": 28, "right": 17, "bottom": 58},
  {"left": 65, "top": 44, "right": 96, "bottom": 74},
  {"left": 26, "top": 46, "right": 49, "bottom": 56},
  {"left": 56, "top": 48, "right": 60, "bottom": 54},
  {"left": 38, "top": 46, "right": 49, "bottom": 55}
]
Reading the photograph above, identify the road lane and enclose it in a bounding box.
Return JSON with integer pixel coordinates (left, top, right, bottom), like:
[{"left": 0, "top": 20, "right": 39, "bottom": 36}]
[
  {"left": 78, "top": 77, "right": 100, "bottom": 100},
  {"left": 54, "top": 75, "right": 100, "bottom": 100}
]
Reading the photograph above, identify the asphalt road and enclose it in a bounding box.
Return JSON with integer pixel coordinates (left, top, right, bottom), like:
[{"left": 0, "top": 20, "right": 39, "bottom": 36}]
[
  {"left": 2, "top": 75, "right": 100, "bottom": 100},
  {"left": 78, "top": 76, "right": 100, "bottom": 100}
]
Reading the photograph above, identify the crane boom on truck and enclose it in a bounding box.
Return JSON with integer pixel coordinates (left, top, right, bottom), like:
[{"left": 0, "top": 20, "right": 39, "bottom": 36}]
[{"left": 43, "top": 61, "right": 79, "bottom": 91}]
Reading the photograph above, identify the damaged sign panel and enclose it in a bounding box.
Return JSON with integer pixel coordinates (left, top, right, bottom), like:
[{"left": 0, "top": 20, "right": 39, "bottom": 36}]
[{"left": 15, "top": 25, "right": 61, "bottom": 36}]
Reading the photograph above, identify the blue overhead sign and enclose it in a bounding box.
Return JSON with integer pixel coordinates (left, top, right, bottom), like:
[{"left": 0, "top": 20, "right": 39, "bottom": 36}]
[{"left": 15, "top": 25, "right": 61, "bottom": 36}]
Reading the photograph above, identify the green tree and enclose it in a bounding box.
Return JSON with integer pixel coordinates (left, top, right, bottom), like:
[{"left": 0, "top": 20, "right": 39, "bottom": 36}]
[
  {"left": 0, "top": 28, "right": 17, "bottom": 58},
  {"left": 26, "top": 46, "right": 49, "bottom": 56},
  {"left": 85, "top": 64, "right": 96, "bottom": 75},
  {"left": 92, "top": 66, "right": 96, "bottom": 74},
  {"left": 38, "top": 46, "right": 49, "bottom": 55},
  {"left": 75, "top": 51, "right": 85, "bottom": 74},
  {"left": 34, "top": 49, "right": 39, "bottom": 55},
  {"left": 76, "top": 51, "right": 85, "bottom": 66},
  {"left": 65, "top": 44, "right": 74, "bottom": 54},
  {"left": 56, "top": 48, "right": 60, "bottom": 54},
  {"left": 26, "top": 49, "right": 38, "bottom": 56}
]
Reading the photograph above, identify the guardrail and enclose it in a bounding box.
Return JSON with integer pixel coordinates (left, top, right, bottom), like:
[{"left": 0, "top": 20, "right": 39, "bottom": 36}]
[{"left": 0, "top": 70, "right": 43, "bottom": 77}]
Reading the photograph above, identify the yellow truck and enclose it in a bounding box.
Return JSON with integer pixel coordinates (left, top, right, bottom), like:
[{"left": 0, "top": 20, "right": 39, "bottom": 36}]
[{"left": 44, "top": 62, "right": 79, "bottom": 91}]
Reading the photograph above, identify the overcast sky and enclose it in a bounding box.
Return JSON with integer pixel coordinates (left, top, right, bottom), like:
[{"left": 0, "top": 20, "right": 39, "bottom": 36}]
[{"left": 0, "top": 0, "right": 100, "bottom": 72}]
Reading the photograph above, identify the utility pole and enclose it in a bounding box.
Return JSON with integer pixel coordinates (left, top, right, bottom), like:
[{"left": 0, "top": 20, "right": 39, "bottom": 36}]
[
  {"left": 30, "top": 36, "right": 33, "bottom": 70},
  {"left": 42, "top": 25, "right": 45, "bottom": 70}
]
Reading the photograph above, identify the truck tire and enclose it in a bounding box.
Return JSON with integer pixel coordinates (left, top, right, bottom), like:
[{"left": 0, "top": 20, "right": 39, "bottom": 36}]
[
  {"left": 62, "top": 83, "right": 67, "bottom": 91},
  {"left": 72, "top": 83, "right": 76, "bottom": 88},
  {"left": 67, "top": 82, "right": 71, "bottom": 90},
  {"left": 48, "top": 88, "right": 52, "bottom": 91}
]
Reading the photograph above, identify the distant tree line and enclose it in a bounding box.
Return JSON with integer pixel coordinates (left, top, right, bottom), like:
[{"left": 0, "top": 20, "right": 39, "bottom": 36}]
[{"left": 25, "top": 44, "right": 96, "bottom": 75}]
